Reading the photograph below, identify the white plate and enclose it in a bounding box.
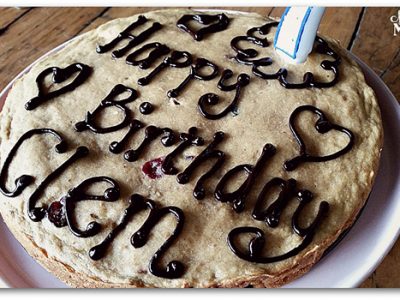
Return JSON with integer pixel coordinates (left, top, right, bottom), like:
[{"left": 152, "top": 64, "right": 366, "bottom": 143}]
[{"left": 0, "top": 23, "right": 399, "bottom": 289}]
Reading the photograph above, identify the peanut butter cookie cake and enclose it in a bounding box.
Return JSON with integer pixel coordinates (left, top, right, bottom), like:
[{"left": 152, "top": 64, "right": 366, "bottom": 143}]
[{"left": 0, "top": 9, "right": 383, "bottom": 288}]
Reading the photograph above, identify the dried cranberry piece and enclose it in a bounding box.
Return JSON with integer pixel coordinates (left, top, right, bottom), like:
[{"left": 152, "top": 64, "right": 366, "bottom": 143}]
[
  {"left": 142, "top": 157, "right": 165, "bottom": 179},
  {"left": 47, "top": 199, "right": 67, "bottom": 227}
]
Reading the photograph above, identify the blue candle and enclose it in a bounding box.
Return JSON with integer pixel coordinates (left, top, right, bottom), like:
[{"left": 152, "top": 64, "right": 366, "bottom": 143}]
[{"left": 274, "top": 7, "right": 325, "bottom": 64}]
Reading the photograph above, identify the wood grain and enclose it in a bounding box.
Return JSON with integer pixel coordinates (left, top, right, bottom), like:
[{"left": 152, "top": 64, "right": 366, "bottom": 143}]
[
  {"left": 350, "top": 7, "right": 400, "bottom": 76},
  {"left": 0, "top": 7, "right": 105, "bottom": 90},
  {"left": 380, "top": 49, "right": 400, "bottom": 102},
  {"left": 0, "top": 7, "right": 31, "bottom": 34},
  {"left": 79, "top": 7, "right": 158, "bottom": 33},
  {"left": 319, "top": 7, "right": 364, "bottom": 48},
  {"left": 350, "top": 7, "right": 400, "bottom": 105},
  {"left": 80, "top": 7, "right": 274, "bottom": 34}
]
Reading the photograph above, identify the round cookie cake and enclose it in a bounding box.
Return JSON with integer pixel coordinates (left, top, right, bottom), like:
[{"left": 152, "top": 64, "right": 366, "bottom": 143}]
[{"left": 0, "top": 9, "right": 383, "bottom": 288}]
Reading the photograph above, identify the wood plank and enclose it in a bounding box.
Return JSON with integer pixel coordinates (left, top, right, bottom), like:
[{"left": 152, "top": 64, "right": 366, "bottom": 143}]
[
  {"left": 268, "top": 7, "right": 286, "bottom": 18},
  {"left": 270, "top": 7, "right": 363, "bottom": 48},
  {"left": 0, "top": 7, "right": 106, "bottom": 91},
  {"left": 380, "top": 50, "right": 400, "bottom": 103},
  {"left": 80, "top": 7, "right": 167, "bottom": 33},
  {"left": 80, "top": 7, "right": 274, "bottom": 34},
  {"left": 319, "top": 7, "right": 363, "bottom": 48},
  {"left": 350, "top": 7, "right": 400, "bottom": 76},
  {"left": 205, "top": 7, "right": 274, "bottom": 15},
  {"left": 372, "top": 238, "right": 400, "bottom": 287},
  {"left": 0, "top": 7, "right": 30, "bottom": 32},
  {"left": 356, "top": 8, "right": 400, "bottom": 287},
  {"left": 0, "top": 7, "right": 274, "bottom": 90}
]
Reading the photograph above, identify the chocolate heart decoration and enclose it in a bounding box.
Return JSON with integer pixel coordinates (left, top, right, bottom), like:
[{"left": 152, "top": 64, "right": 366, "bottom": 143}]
[
  {"left": 25, "top": 63, "right": 91, "bottom": 111},
  {"left": 284, "top": 105, "right": 355, "bottom": 171},
  {"left": 176, "top": 13, "right": 230, "bottom": 41}
]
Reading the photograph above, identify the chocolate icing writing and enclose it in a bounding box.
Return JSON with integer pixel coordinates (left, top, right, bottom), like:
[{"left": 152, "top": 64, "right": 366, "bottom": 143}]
[
  {"left": 252, "top": 178, "right": 297, "bottom": 227},
  {"left": 139, "top": 102, "right": 154, "bottom": 115},
  {"left": 109, "top": 119, "right": 144, "bottom": 154},
  {"left": 88, "top": 194, "right": 147, "bottom": 260},
  {"left": 75, "top": 84, "right": 138, "bottom": 134},
  {"left": 138, "top": 51, "right": 192, "bottom": 86},
  {"left": 247, "top": 21, "right": 279, "bottom": 42},
  {"left": 198, "top": 69, "right": 250, "bottom": 120},
  {"left": 63, "top": 176, "right": 120, "bottom": 238},
  {"left": 215, "top": 144, "right": 276, "bottom": 213},
  {"left": 228, "top": 183, "right": 330, "bottom": 263},
  {"left": 25, "top": 63, "right": 91, "bottom": 111},
  {"left": 126, "top": 42, "right": 170, "bottom": 69},
  {"left": 131, "top": 195, "right": 185, "bottom": 279},
  {"left": 0, "top": 128, "right": 67, "bottom": 197},
  {"left": 176, "top": 13, "right": 230, "bottom": 41},
  {"left": 177, "top": 131, "right": 225, "bottom": 200},
  {"left": 230, "top": 35, "right": 268, "bottom": 59},
  {"left": 227, "top": 205, "right": 329, "bottom": 263},
  {"left": 231, "top": 22, "right": 341, "bottom": 89},
  {"left": 283, "top": 105, "right": 355, "bottom": 171},
  {"left": 28, "top": 146, "right": 89, "bottom": 222},
  {"left": 162, "top": 127, "right": 204, "bottom": 175},
  {"left": 167, "top": 58, "right": 219, "bottom": 99},
  {"left": 124, "top": 126, "right": 176, "bottom": 162},
  {"left": 96, "top": 15, "right": 162, "bottom": 58},
  {"left": 89, "top": 194, "right": 185, "bottom": 279},
  {"left": 230, "top": 21, "right": 277, "bottom": 60}
]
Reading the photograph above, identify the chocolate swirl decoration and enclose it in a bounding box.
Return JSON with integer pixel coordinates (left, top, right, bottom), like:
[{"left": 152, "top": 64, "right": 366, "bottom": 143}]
[
  {"left": 162, "top": 127, "right": 204, "bottom": 175},
  {"left": 0, "top": 129, "right": 67, "bottom": 197},
  {"left": 96, "top": 15, "right": 162, "bottom": 58},
  {"left": 89, "top": 194, "right": 185, "bottom": 279},
  {"left": 167, "top": 58, "right": 219, "bottom": 99},
  {"left": 215, "top": 144, "right": 276, "bottom": 213},
  {"left": 75, "top": 84, "right": 138, "bottom": 134},
  {"left": 176, "top": 13, "right": 230, "bottom": 41},
  {"left": 231, "top": 22, "right": 341, "bottom": 89},
  {"left": 124, "top": 125, "right": 176, "bottom": 162},
  {"left": 137, "top": 51, "right": 192, "bottom": 86},
  {"left": 28, "top": 146, "right": 89, "bottom": 222},
  {"left": 283, "top": 105, "right": 355, "bottom": 171},
  {"left": 61, "top": 177, "right": 120, "bottom": 238},
  {"left": 126, "top": 42, "right": 170, "bottom": 69},
  {"left": 198, "top": 69, "right": 250, "bottom": 120},
  {"left": 177, "top": 131, "right": 225, "bottom": 200},
  {"left": 25, "top": 63, "right": 91, "bottom": 111},
  {"left": 227, "top": 187, "right": 330, "bottom": 264}
]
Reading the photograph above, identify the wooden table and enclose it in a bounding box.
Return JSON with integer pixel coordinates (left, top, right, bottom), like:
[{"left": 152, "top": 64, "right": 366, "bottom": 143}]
[{"left": 0, "top": 7, "right": 399, "bottom": 288}]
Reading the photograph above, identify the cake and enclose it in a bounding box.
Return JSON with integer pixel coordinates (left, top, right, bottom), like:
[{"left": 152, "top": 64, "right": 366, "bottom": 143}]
[{"left": 0, "top": 9, "right": 383, "bottom": 288}]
